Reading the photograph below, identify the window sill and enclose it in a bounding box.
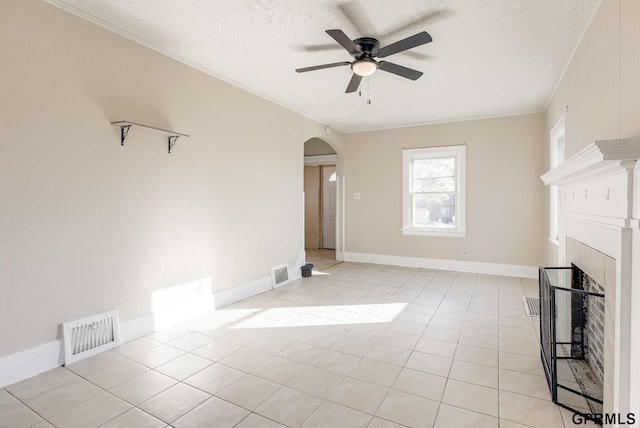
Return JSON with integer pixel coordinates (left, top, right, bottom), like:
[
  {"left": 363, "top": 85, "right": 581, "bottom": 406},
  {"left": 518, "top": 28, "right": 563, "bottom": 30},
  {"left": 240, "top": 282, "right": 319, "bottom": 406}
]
[{"left": 402, "top": 228, "right": 468, "bottom": 238}]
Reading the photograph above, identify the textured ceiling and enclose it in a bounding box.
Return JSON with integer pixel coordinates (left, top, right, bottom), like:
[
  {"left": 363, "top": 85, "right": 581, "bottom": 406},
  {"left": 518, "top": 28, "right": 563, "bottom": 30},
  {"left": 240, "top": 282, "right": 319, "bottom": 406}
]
[{"left": 45, "top": 0, "right": 600, "bottom": 132}]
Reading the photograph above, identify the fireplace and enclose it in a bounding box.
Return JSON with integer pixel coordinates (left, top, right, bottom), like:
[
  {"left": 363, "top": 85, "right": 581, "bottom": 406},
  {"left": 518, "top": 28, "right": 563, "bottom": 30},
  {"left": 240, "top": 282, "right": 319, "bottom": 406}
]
[
  {"left": 539, "top": 266, "right": 605, "bottom": 424},
  {"left": 541, "top": 138, "right": 640, "bottom": 423}
]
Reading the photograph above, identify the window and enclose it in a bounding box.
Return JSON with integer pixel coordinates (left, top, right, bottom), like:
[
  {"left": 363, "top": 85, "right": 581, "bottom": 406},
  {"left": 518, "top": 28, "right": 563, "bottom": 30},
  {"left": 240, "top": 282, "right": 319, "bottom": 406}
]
[
  {"left": 402, "top": 145, "right": 467, "bottom": 237},
  {"left": 549, "top": 115, "right": 565, "bottom": 245}
]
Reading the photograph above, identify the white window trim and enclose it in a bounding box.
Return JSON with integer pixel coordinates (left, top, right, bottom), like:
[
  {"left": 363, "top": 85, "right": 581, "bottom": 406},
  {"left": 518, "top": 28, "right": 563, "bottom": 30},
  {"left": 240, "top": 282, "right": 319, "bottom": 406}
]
[
  {"left": 549, "top": 114, "right": 565, "bottom": 246},
  {"left": 402, "top": 145, "right": 467, "bottom": 238}
]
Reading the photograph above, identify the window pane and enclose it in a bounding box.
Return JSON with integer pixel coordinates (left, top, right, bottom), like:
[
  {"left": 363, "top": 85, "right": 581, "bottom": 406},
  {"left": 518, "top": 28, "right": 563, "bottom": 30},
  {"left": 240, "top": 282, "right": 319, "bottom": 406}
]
[
  {"left": 413, "top": 176, "right": 455, "bottom": 192},
  {"left": 412, "top": 193, "right": 456, "bottom": 228},
  {"left": 412, "top": 158, "right": 455, "bottom": 192},
  {"left": 413, "top": 158, "right": 455, "bottom": 178}
]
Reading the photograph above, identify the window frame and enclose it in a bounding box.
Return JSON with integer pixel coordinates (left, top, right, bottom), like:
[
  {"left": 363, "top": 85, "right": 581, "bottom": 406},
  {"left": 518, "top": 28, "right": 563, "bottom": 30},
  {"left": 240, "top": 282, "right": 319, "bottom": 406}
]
[
  {"left": 402, "top": 145, "right": 467, "bottom": 238},
  {"left": 549, "top": 114, "right": 566, "bottom": 246}
]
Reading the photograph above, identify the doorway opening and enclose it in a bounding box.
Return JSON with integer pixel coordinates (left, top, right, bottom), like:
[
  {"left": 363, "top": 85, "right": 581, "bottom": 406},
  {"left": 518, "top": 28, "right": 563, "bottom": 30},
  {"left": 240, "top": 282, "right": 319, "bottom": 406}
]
[{"left": 304, "top": 138, "right": 340, "bottom": 271}]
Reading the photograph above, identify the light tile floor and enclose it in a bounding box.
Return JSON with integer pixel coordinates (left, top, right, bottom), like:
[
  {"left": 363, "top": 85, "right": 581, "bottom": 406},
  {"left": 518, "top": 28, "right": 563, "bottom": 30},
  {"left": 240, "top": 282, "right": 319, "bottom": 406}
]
[{"left": 1, "top": 262, "right": 599, "bottom": 428}]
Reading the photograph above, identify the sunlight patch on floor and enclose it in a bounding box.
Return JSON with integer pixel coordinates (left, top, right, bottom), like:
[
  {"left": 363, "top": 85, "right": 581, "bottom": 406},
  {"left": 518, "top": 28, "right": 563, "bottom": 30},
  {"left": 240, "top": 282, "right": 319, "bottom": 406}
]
[{"left": 227, "top": 302, "right": 408, "bottom": 329}]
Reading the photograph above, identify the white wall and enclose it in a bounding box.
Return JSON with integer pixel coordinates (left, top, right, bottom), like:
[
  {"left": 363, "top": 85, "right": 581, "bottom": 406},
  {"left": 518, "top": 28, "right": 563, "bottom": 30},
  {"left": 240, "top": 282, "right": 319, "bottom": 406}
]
[{"left": 0, "top": 0, "right": 341, "bottom": 358}]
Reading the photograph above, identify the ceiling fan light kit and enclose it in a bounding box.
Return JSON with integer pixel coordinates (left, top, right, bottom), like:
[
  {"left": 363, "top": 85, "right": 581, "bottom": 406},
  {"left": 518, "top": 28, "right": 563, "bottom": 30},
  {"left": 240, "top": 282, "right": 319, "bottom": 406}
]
[
  {"left": 296, "top": 29, "right": 432, "bottom": 93},
  {"left": 351, "top": 58, "right": 377, "bottom": 77}
]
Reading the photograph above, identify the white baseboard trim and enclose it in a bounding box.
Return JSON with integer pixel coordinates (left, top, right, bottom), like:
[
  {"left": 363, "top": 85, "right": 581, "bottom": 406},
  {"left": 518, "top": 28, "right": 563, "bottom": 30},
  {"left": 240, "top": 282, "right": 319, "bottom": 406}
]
[
  {"left": 0, "top": 340, "right": 63, "bottom": 389},
  {"left": 213, "top": 276, "right": 272, "bottom": 309},
  {"left": 0, "top": 314, "right": 155, "bottom": 388},
  {"left": 343, "top": 252, "right": 538, "bottom": 279},
  {"left": 119, "top": 313, "right": 155, "bottom": 344}
]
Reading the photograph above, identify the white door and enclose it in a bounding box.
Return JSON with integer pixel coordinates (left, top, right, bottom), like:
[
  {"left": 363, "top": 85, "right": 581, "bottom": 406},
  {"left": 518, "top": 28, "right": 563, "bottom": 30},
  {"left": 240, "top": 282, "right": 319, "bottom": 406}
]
[{"left": 322, "top": 165, "right": 337, "bottom": 249}]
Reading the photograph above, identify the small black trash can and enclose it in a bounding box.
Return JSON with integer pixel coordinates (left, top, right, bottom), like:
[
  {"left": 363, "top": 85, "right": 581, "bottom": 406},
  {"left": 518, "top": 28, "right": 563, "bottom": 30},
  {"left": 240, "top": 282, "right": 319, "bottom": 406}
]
[{"left": 301, "top": 263, "right": 314, "bottom": 277}]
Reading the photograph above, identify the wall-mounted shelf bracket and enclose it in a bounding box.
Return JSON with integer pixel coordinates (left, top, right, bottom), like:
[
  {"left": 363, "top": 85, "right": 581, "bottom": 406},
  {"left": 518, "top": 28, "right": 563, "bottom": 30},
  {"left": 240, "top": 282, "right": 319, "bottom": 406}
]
[
  {"left": 168, "top": 136, "right": 179, "bottom": 154},
  {"left": 119, "top": 125, "right": 131, "bottom": 146},
  {"left": 111, "top": 121, "right": 189, "bottom": 154}
]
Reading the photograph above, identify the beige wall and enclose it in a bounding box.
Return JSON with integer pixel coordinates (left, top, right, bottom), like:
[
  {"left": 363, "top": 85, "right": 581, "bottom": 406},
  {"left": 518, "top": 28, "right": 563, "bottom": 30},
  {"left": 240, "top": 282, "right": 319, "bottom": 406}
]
[
  {"left": 544, "top": 0, "right": 640, "bottom": 263},
  {"left": 0, "top": 0, "right": 340, "bottom": 357},
  {"left": 304, "top": 166, "right": 321, "bottom": 249},
  {"left": 344, "top": 113, "right": 546, "bottom": 267}
]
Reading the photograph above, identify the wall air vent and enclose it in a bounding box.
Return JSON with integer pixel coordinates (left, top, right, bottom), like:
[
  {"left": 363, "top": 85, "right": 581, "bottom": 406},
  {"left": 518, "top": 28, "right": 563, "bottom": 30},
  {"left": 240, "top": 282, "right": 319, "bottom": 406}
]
[
  {"left": 62, "top": 310, "right": 120, "bottom": 365},
  {"left": 523, "top": 296, "right": 540, "bottom": 317},
  {"left": 271, "top": 263, "right": 290, "bottom": 289}
]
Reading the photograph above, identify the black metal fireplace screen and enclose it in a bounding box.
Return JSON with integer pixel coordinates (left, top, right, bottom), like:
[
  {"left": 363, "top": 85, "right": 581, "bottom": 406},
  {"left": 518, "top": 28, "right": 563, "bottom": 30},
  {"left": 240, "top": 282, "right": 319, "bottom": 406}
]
[{"left": 539, "top": 267, "right": 605, "bottom": 425}]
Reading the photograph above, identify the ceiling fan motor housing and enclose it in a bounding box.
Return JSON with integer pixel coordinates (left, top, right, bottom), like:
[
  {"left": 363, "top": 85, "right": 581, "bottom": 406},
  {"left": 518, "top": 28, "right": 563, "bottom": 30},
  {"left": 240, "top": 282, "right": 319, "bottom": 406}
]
[{"left": 352, "top": 37, "right": 380, "bottom": 59}]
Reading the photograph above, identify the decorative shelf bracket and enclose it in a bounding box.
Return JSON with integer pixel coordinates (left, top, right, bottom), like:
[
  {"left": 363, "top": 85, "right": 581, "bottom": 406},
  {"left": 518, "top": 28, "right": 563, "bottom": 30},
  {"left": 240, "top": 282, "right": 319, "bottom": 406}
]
[
  {"left": 111, "top": 121, "right": 189, "bottom": 154},
  {"left": 168, "top": 135, "right": 180, "bottom": 154},
  {"left": 119, "top": 124, "right": 131, "bottom": 146}
]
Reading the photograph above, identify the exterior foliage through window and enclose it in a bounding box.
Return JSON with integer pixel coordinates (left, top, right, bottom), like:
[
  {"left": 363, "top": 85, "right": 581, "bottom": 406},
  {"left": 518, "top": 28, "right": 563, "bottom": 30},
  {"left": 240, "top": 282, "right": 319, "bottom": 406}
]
[{"left": 402, "top": 145, "right": 466, "bottom": 237}]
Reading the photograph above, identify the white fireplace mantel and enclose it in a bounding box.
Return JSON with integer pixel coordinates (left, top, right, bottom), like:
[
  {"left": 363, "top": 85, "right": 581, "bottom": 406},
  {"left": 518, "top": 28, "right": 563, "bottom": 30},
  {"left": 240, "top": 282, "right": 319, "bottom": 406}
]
[
  {"left": 542, "top": 138, "right": 640, "bottom": 187},
  {"left": 540, "top": 138, "right": 640, "bottom": 423},
  {"left": 542, "top": 139, "right": 640, "bottom": 228}
]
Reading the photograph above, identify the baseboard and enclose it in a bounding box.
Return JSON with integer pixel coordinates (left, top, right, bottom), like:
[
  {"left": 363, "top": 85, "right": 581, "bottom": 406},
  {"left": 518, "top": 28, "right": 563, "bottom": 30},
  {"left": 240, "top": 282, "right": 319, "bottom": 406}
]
[
  {"left": 0, "top": 340, "right": 62, "bottom": 388},
  {"left": 0, "top": 313, "right": 155, "bottom": 388},
  {"left": 343, "top": 252, "right": 538, "bottom": 279},
  {"left": 213, "top": 276, "right": 272, "bottom": 309},
  {"left": 119, "top": 313, "right": 155, "bottom": 344}
]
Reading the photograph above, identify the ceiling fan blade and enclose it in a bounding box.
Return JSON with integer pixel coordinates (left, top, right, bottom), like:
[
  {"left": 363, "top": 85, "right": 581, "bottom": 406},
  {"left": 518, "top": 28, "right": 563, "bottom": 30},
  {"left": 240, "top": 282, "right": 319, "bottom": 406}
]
[
  {"left": 345, "top": 73, "right": 363, "bottom": 93},
  {"left": 381, "top": 10, "right": 452, "bottom": 39},
  {"left": 298, "top": 43, "right": 342, "bottom": 53},
  {"left": 378, "top": 61, "right": 423, "bottom": 80},
  {"left": 401, "top": 51, "right": 433, "bottom": 61},
  {"left": 326, "top": 29, "right": 361, "bottom": 55},
  {"left": 296, "top": 61, "right": 351, "bottom": 73},
  {"left": 338, "top": 2, "right": 377, "bottom": 36},
  {"left": 377, "top": 31, "right": 432, "bottom": 58}
]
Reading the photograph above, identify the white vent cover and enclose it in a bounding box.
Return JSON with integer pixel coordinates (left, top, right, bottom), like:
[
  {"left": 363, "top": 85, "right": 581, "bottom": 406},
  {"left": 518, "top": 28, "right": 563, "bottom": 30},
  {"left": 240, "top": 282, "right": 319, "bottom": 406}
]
[
  {"left": 523, "top": 296, "right": 540, "bottom": 317},
  {"left": 62, "top": 309, "right": 120, "bottom": 365},
  {"left": 271, "top": 263, "right": 290, "bottom": 289}
]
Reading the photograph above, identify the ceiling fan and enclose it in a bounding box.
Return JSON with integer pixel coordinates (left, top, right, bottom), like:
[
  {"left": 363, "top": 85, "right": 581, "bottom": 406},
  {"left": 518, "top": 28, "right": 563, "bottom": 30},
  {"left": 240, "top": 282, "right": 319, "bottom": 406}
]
[{"left": 295, "top": 29, "right": 432, "bottom": 93}]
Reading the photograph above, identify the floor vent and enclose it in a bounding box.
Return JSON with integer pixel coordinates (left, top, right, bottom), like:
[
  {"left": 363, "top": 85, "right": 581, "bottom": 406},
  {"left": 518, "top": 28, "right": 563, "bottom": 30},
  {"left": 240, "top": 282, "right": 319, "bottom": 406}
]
[
  {"left": 271, "top": 263, "right": 290, "bottom": 289},
  {"left": 523, "top": 296, "right": 540, "bottom": 317},
  {"left": 62, "top": 310, "right": 120, "bottom": 365}
]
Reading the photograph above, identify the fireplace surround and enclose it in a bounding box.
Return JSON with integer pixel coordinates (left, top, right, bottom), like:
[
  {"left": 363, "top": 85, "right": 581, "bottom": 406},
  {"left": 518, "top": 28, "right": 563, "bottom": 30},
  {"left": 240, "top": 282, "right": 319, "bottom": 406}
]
[{"left": 541, "top": 138, "right": 640, "bottom": 423}]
